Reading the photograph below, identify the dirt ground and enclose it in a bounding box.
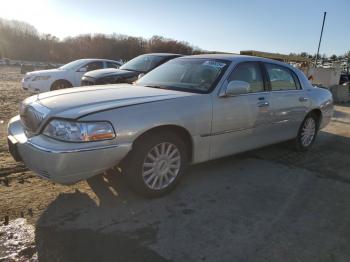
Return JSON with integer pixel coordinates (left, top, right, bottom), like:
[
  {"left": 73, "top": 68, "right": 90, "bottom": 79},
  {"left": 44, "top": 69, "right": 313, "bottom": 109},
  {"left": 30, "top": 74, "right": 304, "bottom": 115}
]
[{"left": 0, "top": 66, "right": 350, "bottom": 261}]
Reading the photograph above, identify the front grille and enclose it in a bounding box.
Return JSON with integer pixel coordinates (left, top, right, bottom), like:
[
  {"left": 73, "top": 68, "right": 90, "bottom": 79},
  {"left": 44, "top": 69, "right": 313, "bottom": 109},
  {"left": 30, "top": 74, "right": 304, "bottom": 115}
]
[
  {"left": 37, "top": 169, "right": 50, "bottom": 179},
  {"left": 81, "top": 77, "right": 96, "bottom": 86},
  {"left": 20, "top": 103, "right": 48, "bottom": 133}
]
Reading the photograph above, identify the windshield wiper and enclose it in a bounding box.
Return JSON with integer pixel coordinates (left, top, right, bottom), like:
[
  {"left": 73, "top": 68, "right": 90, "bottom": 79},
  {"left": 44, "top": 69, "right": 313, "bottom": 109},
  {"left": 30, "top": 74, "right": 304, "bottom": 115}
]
[
  {"left": 144, "top": 85, "right": 168, "bottom": 89},
  {"left": 121, "top": 68, "right": 142, "bottom": 73}
]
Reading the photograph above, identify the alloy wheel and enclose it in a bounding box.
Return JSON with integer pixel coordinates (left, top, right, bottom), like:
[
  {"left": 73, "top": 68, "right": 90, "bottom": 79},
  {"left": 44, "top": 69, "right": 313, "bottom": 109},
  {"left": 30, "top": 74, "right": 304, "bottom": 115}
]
[
  {"left": 142, "top": 142, "right": 181, "bottom": 190},
  {"left": 301, "top": 117, "right": 316, "bottom": 147}
]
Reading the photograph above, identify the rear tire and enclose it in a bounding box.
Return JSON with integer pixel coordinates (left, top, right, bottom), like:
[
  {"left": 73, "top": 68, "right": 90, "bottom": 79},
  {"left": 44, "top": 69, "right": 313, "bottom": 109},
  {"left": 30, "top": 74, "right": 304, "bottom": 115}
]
[
  {"left": 295, "top": 113, "right": 319, "bottom": 151},
  {"left": 122, "top": 132, "right": 188, "bottom": 198},
  {"left": 50, "top": 80, "right": 72, "bottom": 91}
]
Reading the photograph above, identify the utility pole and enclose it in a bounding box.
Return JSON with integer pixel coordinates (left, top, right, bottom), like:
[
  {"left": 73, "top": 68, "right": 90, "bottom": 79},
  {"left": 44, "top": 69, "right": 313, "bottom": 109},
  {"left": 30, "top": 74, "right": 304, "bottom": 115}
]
[{"left": 315, "top": 12, "right": 327, "bottom": 67}]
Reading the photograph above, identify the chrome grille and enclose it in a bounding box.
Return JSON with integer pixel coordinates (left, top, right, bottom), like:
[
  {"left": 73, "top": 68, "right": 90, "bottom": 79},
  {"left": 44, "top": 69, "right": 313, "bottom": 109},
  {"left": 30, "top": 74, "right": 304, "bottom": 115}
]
[
  {"left": 20, "top": 106, "right": 44, "bottom": 131},
  {"left": 37, "top": 169, "right": 50, "bottom": 179},
  {"left": 20, "top": 102, "right": 49, "bottom": 133}
]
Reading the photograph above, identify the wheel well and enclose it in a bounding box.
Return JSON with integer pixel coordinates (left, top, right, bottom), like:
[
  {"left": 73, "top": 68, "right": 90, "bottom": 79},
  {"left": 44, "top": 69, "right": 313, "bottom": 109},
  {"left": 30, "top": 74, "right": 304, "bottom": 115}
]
[
  {"left": 308, "top": 108, "right": 322, "bottom": 127},
  {"left": 50, "top": 79, "right": 73, "bottom": 90},
  {"left": 133, "top": 125, "right": 193, "bottom": 162}
]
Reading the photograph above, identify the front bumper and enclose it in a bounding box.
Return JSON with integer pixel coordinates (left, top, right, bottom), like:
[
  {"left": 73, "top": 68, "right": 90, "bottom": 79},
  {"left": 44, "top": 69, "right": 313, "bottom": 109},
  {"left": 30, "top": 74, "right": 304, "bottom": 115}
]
[
  {"left": 81, "top": 76, "right": 97, "bottom": 86},
  {"left": 22, "top": 79, "right": 50, "bottom": 93},
  {"left": 7, "top": 115, "right": 132, "bottom": 184}
]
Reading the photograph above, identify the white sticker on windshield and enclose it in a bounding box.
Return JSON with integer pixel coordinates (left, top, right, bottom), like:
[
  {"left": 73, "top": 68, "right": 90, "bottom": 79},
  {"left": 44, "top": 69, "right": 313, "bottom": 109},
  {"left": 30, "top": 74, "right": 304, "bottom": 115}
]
[{"left": 203, "top": 60, "right": 226, "bottom": 68}]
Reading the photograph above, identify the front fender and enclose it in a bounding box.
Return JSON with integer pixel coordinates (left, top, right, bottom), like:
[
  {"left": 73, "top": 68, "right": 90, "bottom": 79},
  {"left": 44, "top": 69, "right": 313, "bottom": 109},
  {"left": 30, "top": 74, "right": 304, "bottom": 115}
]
[{"left": 79, "top": 94, "right": 213, "bottom": 163}]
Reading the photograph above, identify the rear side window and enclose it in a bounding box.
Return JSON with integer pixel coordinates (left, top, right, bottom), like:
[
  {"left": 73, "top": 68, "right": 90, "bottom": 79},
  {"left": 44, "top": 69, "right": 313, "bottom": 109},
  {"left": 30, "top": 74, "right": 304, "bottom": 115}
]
[
  {"left": 106, "top": 62, "right": 120, "bottom": 69},
  {"left": 228, "top": 62, "right": 264, "bottom": 93},
  {"left": 265, "top": 63, "right": 298, "bottom": 90},
  {"left": 85, "top": 61, "right": 104, "bottom": 72}
]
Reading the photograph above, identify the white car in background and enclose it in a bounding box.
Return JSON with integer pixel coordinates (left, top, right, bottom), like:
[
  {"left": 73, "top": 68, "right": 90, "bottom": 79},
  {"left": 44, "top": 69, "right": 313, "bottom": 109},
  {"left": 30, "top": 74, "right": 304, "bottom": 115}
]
[{"left": 21, "top": 59, "right": 122, "bottom": 93}]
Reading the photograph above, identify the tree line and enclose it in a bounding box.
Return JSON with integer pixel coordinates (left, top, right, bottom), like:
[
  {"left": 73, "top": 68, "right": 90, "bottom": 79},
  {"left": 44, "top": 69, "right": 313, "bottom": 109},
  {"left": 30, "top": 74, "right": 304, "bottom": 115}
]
[
  {"left": 0, "top": 18, "right": 201, "bottom": 63},
  {"left": 290, "top": 51, "right": 350, "bottom": 64},
  {"left": 0, "top": 17, "right": 349, "bottom": 66}
]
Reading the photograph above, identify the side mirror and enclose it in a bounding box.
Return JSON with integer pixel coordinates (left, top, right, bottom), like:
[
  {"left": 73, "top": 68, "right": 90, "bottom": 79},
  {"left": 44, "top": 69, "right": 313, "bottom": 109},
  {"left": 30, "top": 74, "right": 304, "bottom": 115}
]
[
  {"left": 138, "top": 73, "right": 145, "bottom": 79},
  {"left": 225, "top": 80, "right": 250, "bottom": 96},
  {"left": 78, "top": 67, "right": 87, "bottom": 72}
]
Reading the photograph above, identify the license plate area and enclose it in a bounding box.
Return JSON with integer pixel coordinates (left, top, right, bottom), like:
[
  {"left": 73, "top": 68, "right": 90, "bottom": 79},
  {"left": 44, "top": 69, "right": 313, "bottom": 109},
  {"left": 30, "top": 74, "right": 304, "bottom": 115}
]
[{"left": 7, "top": 137, "right": 22, "bottom": 162}]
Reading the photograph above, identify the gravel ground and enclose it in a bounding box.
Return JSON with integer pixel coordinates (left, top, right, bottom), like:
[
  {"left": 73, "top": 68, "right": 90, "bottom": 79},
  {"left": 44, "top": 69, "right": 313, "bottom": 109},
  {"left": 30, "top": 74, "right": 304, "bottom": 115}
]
[{"left": 0, "top": 66, "right": 350, "bottom": 261}]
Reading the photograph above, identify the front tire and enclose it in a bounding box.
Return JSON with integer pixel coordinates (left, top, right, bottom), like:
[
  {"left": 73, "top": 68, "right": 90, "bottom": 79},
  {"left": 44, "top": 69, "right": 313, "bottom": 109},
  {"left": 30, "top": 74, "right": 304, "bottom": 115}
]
[
  {"left": 295, "top": 113, "right": 318, "bottom": 151},
  {"left": 122, "top": 132, "right": 188, "bottom": 198},
  {"left": 50, "top": 80, "right": 72, "bottom": 91}
]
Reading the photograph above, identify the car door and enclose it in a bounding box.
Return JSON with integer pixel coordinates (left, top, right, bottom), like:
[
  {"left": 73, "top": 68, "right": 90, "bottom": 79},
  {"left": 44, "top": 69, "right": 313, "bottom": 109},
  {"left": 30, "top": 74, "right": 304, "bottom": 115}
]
[
  {"left": 264, "top": 63, "right": 310, "bottom": 140},
  {"left": 74, "top": 61, "right": 104, "bottom": 86},
  {"left": 210, "top": 61, "right": 273, "bottom": 159}
]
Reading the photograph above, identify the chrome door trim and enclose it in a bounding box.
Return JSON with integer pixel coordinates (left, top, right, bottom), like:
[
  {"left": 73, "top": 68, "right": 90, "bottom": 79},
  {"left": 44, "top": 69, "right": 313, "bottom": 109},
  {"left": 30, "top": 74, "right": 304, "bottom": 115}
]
[
  {"left": 200, "top": 126, "right": 253, "bottom": 137},
  {"left": 200, "top": 121, "right": 275, "bottom": 137}
]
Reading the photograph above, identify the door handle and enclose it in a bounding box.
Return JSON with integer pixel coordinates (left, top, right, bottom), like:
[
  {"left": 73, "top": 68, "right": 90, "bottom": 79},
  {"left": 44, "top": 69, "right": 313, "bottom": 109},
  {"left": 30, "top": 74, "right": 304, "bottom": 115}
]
[
  {"left": 257, "top": 101, "right": 270, "bottom": 107},
  {"left": 299, "top": 97, "right": 309, "bottom": 102}
]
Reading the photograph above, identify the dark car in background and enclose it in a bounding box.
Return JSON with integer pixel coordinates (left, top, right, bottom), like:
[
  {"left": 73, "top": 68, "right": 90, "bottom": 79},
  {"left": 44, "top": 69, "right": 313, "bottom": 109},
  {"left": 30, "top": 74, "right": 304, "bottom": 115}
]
[
  {"left": 339, "top": 73, "right": 350, "bottom": 85},
  {"left": 81, "top": 53, "right": 181, "bottom": 86}
]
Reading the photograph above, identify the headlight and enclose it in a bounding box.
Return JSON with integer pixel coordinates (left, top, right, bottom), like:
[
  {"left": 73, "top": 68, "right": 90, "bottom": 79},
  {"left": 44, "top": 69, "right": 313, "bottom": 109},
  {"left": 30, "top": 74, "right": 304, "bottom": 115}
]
[
  {"left": 23, "top": 76, "right": 32, "bottom": 81},
  {"left": 102, "top": 77, "right": 115, "bottom": 84},
  {"left": 43, "top": 119, "right": 115, "bottom": 142},
  {"left": 32, "top": 75, "right": 51, "bottom": 81}
]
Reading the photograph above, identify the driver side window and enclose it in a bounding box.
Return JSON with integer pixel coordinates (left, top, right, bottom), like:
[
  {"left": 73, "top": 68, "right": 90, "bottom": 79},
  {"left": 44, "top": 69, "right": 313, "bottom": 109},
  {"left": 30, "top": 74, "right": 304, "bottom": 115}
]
[{"left": 228, "top": 62, "right": 264, "bottom": 93}]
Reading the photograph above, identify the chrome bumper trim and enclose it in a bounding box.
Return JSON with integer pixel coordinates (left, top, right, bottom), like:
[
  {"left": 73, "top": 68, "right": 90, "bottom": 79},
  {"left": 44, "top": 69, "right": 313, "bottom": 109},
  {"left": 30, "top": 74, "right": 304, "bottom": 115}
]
[{"left": 26, "top": 140, "right": 121, "bottom": 154}]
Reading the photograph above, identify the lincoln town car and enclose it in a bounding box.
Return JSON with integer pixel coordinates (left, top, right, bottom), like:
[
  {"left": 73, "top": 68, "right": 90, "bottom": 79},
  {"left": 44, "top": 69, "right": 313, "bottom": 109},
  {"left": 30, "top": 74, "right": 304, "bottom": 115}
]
[{"left": 8, "top": 54, "right": 333, "bottom": 197}]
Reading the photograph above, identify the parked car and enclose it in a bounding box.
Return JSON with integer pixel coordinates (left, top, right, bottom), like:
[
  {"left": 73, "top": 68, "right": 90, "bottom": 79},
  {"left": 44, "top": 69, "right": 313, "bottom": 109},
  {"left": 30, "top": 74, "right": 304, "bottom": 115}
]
[
  {"left": 339, "top": 73, "right": 350, "bottom": 85},
  {"left": 8, "top": 54, "right": 333, "bottom": 197},
  {"left": 3, "top": 58, "right": 10, "bottom": 65},
  {"left": 21, "top": 58, "right": 122, "bottom": 93},
  {"left": 81, "top": 53, "right": 181, "bottom": 86}
]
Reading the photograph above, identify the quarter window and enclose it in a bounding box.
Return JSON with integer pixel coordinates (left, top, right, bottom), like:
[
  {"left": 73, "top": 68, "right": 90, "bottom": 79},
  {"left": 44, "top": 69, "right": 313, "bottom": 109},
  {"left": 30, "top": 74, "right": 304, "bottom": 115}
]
[
  {"left": 265, "top": 63, "right": 298, "bottom": 90},
  {"left": 228, "top": 62, "right": 264, "bottom": 93}
]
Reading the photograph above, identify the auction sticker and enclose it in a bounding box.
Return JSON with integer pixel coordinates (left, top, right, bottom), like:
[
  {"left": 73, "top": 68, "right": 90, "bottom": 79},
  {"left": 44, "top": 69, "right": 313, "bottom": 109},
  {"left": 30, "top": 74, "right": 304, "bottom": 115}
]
[{"left": 203, "top": 60, "right": 226, "bottom": 68}]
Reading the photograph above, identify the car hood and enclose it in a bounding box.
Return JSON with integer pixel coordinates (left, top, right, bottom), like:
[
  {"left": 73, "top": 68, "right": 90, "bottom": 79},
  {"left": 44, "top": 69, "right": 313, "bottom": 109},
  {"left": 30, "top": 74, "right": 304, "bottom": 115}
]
[
  {"left": 34, "top": 84, "right": 196, "bottom": 118},
  {"left": 84, "top": 68, "right": 137, "bottom": 79},
  {"left": 26, "top": 68, "right": 64, "bottom": 76}
]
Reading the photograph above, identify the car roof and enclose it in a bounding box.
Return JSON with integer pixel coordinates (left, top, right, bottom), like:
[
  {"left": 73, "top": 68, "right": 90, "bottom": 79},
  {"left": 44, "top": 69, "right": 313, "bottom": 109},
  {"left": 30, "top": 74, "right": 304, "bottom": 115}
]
[
  {"left": 76, "top": 58, "right": 122, "bottom": 63},
  {"left": 182, "top": 53, "right": 287, "bottom": 63},
  {"left": 181, "top": 53, "right": 298, "bottom": 69},
  {"left": 141, "top": 53, "right": 182, "bottom": 57}
]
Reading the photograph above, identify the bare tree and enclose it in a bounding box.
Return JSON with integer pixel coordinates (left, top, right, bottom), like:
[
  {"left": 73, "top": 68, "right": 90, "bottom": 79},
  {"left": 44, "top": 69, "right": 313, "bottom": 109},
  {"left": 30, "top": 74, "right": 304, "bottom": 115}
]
[{"left": 0, "top": 18, "right": 198, "bottom": 63}]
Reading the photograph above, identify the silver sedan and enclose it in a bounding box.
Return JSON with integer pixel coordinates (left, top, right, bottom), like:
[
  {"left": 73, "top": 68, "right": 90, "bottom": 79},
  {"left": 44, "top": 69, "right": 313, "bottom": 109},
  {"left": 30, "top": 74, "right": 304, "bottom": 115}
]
[{"left": 7, "top": 54, "right": 333, "bottom": 197}]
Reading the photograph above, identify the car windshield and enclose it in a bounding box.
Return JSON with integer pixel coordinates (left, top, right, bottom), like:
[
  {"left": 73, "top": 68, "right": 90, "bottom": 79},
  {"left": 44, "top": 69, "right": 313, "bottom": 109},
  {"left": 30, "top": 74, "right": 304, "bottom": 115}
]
[
  {"left": 120, "top": 55, "right": 164, "bottom": 72},
  {"left": 59, "top": 59, "right": 85, "bottom": 70},
  {"left": 136, "top": 58, "right": 230, "bottom": 93}
]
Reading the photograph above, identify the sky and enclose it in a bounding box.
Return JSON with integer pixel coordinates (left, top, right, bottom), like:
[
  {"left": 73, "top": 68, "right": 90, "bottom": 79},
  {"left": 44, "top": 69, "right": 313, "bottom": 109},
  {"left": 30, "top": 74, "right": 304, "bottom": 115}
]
[{"left": 0, "top": 0, "right": 349, "bottom": 55}]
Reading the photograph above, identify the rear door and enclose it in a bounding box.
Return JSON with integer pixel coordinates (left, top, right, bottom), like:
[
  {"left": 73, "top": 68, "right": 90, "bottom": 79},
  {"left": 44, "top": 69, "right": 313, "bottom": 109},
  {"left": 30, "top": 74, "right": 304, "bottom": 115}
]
[
  {"left": 264, "top": 62, "right": 310, "bottom": 140},
  {"left": 210, "top": 61, "right": 273, "bottom": 159}
]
